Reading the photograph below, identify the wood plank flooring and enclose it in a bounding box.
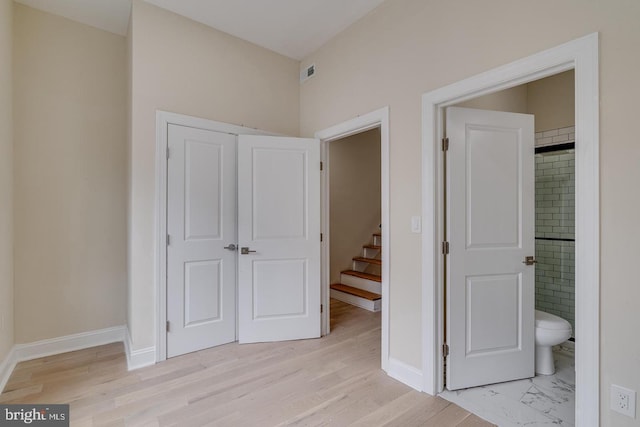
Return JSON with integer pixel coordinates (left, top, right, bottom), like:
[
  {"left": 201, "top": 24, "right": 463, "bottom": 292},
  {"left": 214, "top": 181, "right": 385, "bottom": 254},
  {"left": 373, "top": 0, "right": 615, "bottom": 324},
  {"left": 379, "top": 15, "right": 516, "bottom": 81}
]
[{"left": 1, "top": 300, "right": 494, "bottom": 426}]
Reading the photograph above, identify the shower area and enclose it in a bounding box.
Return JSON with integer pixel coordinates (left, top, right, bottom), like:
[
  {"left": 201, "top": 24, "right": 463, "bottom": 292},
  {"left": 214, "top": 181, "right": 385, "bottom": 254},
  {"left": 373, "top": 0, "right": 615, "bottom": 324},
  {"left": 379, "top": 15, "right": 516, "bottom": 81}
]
[{"left": 535, "top": 127, "right": 576, "bottom": 337}]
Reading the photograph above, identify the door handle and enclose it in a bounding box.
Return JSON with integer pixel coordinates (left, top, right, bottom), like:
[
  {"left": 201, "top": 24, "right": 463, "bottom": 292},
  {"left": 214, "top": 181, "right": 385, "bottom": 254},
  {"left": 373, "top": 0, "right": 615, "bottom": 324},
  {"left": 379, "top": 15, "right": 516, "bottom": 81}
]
[
  {"left": 223, "top": 244, "right": 237, "bottom": 251},
  {"left": 241, "top": 247, "right": 257, "bottom": 255},
  {"left": 522, "top": 256, "right": 537, "bottom": 266}
]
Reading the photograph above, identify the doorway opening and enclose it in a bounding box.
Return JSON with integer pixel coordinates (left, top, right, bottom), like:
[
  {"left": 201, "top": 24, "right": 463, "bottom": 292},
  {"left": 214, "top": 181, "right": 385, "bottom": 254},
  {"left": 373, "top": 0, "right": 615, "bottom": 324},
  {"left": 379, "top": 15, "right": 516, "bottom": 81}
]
[
  {"left": 439, "top": 70, "right": 577, "bottom": 426},
  {"left": 315, "top": 106, "right": 390, "bottom": 373},
  {"left": 325, "top": 128, "right": 382, "bottom": 324},
  {"left": 327, "top": 128, "right": 382, "bottom": 312},
  {"left": 421, "top": 34, "right": 599, "bottom": 427}
]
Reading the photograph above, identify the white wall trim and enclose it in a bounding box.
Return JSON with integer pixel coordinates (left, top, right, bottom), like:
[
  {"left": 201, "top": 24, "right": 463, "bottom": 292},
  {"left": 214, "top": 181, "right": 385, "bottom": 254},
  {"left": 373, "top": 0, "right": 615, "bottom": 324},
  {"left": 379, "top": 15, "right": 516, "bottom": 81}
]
[
  {"left": 124, "top": 330, "right": 156, "bottom": 371},
  {"left": 421, "top": 33, "right": 599, "bottom": 426},
  {"left": 388, "top": 357, "right": 423, "bottom": 391},
  {"left": 0, "top": 347, "right": 17, "bottom": 393},
  {"left": 0, "top": 326, "right": 127, "bottom": 392},
  {"left": 13, "top": 326, "right": 127, "bottom": 362},
  {"left": 315, "top": 106, "right": 391, "bottom": 373},
  {"left": 155, "top": 110, "right": 283, "bottom": 363}
]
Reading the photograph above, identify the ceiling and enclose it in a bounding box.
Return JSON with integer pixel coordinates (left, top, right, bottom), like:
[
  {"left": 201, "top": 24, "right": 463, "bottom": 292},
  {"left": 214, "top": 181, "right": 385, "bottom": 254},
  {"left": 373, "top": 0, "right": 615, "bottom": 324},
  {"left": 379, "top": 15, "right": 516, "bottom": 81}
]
[{"left": 14, "top": 0, "right": 386, "bottom": 60}]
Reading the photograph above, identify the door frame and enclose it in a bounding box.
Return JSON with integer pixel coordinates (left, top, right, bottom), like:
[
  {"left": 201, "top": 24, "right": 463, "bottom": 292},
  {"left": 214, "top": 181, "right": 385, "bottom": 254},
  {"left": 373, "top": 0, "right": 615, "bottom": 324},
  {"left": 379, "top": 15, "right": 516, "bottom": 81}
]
[
  {"left": 155, "top": 111, "right": 279, "bottom": 362},
  {"left": 421, "top": 33, "right": 599, "bottom": 426},
  {"left": 315, "top": 106, "right": 390, "bottom": 372}
]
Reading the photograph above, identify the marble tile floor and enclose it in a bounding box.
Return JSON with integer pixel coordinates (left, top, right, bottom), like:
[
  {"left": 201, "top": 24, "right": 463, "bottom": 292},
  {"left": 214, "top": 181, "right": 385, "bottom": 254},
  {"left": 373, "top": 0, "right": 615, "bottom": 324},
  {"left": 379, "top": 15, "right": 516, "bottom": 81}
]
[{"left": 440, "top": 344, "right": 575, "bottom": 426}]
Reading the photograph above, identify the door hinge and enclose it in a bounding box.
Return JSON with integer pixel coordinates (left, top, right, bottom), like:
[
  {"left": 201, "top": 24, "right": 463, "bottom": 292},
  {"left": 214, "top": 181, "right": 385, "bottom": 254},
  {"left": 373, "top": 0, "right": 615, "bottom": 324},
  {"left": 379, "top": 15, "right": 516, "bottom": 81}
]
[
  {"left": 167, "top": 234, "right": 171, "bottom": 246},
  {"left": 321, "top": 304, "right": 323, "bottom": 313},
  {"left": 167, "top": 147, "right": 170, "bottom": 159},
  {"left": 443, "top": 343, "right": 449, "bottom": 358},
  {"left": 442, "top": 137, "right": 449, "bottom": 151},
  {"left": 320, "top": 161, "right": 324, "bottom": 171},
  {"left": 320, "top": 233, "right": 323, "bottom": 242},
  {"left": 442, "top": 241, "right": 449, "bottom": 254},
  {"left": 166, "top": 321, "right": 170, "bottom": 332}
]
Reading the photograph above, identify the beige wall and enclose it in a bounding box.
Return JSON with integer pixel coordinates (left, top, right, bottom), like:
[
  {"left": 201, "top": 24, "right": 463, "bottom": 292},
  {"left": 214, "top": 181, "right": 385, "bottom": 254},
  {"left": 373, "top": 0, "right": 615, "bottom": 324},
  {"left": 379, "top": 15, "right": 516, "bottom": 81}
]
[
  {"left": 128, "top": 0, "right": 301, "bottom": 349},
  {"left": 457, "top": 84, "right": 528, "bottom": 113},
  {"left": 0, "top": 0, "right": 13, "bottom": 362},
  {"left": 528, "top": 70, "right": 575, "bottom": 132},
  {"left": 299, "top": 1, "right": 640, "bottom": 425},
  {"left": 456, "top": 71, "right": 575, "bottom": 131},
  {"left": 13, "top": 5, "right": 127, "bottom": 343},
  {"left": 329, "top": 128, "right": 381, "bottom": 283}
]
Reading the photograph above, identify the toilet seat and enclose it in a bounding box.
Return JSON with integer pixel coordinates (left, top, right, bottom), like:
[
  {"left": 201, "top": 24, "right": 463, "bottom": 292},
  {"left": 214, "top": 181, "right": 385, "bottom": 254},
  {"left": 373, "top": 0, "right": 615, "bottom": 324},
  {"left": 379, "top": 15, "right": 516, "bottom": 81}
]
[{"left": 535, "top": 310, "right": 571, "bottom": 330}]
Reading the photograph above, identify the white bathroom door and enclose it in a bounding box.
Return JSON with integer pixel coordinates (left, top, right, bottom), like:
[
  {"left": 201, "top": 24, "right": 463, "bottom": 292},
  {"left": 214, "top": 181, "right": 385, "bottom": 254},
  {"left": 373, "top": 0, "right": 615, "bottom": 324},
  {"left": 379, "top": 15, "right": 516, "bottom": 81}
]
[
  {"left": 446, "top": 107, "right": 535, "bottom": 390},
  {"left": 166, "top": 124, "right": 237, "bottom": 358},
  {"left": 237, "top": 135, "right": 321, "bottom": 343}
]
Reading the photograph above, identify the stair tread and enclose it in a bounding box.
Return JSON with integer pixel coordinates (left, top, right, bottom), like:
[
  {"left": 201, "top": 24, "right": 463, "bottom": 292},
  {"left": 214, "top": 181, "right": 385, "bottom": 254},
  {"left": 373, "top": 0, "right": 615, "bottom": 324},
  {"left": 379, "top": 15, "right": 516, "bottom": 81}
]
[
  {"left": 331, "top": 284, "right": 381, "bottom": 301},
  {"left": 352, "top": 256, "right": 382, "bottom": 265},
  {"left": 373, "top": 233, "right": 381, "bottom": 237},
  {"left": 341, "top": 270, "right": 382, "bottom": 282},
  {"left": 363, "top": 244, "right": 381, "bottom": 250}
]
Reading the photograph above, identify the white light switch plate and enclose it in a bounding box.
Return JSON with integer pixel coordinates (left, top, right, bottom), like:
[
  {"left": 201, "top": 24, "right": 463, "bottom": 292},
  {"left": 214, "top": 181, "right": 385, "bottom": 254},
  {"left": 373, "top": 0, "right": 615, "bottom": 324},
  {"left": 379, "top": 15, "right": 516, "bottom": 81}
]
[{"left": 411, "top": 216, "right": 421, "bottom": 233}]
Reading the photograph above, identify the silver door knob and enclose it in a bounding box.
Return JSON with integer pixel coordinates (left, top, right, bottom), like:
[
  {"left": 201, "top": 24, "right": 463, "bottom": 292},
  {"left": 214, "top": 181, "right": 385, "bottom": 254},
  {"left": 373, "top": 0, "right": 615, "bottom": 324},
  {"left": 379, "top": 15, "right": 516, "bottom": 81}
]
[
  {"left": 223, "top": 244, "right": 237, "bottom": 251},
  {"left": 522, "top": 256, "right": 537, "bottom": 265},
  {"left": 241, "top": 247, "right": 257, "bottom": 255}
]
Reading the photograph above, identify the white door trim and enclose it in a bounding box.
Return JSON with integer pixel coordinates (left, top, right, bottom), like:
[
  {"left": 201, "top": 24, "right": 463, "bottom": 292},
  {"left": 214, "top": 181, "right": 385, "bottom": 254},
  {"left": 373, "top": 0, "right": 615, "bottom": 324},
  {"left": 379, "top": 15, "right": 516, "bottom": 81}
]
[
  {"left": 155, "top": 111, "right": 280, "bottom": 362},
  {"left": 315, "top": 106, "right": 390, "bottom": 372},
  {"left": 421, "top": 33, "right": 599, "bottom": 426}
]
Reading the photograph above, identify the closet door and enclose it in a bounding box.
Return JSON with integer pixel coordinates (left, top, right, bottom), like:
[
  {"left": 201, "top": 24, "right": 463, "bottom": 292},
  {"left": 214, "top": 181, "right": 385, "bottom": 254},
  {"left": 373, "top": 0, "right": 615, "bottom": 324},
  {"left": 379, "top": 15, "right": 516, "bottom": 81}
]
[
  {"left": 237, "top": 135, "right": 321, "bottom": 343},
  {"left": 166, "top": 124, "right": 237, "bottom": 357}
]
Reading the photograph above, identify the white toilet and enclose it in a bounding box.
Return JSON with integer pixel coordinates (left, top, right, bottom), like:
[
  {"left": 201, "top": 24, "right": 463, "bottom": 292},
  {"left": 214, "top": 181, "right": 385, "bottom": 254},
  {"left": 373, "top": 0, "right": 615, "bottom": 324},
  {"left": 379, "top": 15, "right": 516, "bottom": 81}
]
[{"left": 534, "top": 310, "right": 572, "bottom": 375}]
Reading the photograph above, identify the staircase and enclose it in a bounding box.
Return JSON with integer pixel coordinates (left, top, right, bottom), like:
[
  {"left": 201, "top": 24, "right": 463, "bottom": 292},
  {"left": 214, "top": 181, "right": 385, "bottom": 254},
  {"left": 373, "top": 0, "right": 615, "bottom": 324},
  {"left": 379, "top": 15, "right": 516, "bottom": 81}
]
[{"left": 330, "top": 233, "right": 382, "bottom": 312}]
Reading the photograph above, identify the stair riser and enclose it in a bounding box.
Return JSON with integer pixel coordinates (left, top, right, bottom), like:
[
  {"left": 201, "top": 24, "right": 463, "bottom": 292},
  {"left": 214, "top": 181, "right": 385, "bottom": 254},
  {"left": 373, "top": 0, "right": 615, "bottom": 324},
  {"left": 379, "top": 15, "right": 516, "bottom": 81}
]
[
  {"left": 363, "top": 247, "right": 381, "bottom": 258},
  {"left": 352, "top": 260, "right": 370, "bottom": 273},
  {"left": 366, "top": 265, "right": 381, "bottom": 276},
  {"left": 330, "top": 289, "right": 381, "bottom": 312},
  {"left": 340, "top": 274, "right": 381, "bottom": 294},
  {"left": 373, "top": 235, "right": 382, "bottom": 246},
  {"left": 351, "top": 263, "right": 382, "bottom": 277}
]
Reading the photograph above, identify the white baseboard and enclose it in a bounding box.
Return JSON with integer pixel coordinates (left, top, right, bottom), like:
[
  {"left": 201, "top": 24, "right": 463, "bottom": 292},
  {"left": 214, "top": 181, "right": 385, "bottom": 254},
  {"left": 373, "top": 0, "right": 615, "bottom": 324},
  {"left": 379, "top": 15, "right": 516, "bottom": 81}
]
[
  {"left": 13, "top": 326, "right": 127, "bottom": 363},
  {"left": 124, "top": 331, "right": 156, "bottom": 371},
  {"left": 0, "top": 346, "right": 17, "bottom": 393},
  {"left": 0, "top": 325, "right": 127, "bottom": 393},
  {"left": 387, "top": 357, "right": 423, "bottom": 391}
]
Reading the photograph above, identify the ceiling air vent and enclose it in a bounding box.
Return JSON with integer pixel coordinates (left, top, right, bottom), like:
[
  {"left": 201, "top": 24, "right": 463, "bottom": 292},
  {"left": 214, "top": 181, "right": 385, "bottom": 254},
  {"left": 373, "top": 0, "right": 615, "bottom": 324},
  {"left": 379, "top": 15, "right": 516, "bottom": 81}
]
[{"left": 300, "top": 64, "right": 316, "bottom": 83}]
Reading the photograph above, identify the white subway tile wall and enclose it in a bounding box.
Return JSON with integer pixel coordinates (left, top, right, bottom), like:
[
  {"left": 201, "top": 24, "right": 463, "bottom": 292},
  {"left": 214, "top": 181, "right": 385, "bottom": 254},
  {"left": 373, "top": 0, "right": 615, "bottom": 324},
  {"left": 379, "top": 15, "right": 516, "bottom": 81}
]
[
  {"left": 535, "top": 131, "right": 575, "bottom": 335},
  {"left": 535, "top": 125, "right": 575, "bottom": 147}
]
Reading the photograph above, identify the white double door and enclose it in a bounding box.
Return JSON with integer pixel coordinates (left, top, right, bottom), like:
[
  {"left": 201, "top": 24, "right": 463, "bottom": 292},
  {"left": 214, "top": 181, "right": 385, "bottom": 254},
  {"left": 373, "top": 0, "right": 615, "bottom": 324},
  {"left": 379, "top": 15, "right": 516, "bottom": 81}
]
[
  {"left": 166, "top": 124, "right": 320, "bottom": 358},
  {"left": 446, "top": 107, "right": 536, "bottom": 390}
]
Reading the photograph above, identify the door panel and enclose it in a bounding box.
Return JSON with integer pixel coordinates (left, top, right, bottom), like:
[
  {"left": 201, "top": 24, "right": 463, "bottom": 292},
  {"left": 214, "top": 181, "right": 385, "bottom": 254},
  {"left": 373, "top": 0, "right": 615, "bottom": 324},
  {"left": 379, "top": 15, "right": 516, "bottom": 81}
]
[
  {"left": 447, "top": 107, "right": 535, "bottom": 390},
  {"left": 238, "top": 135, "right": 321, "bottom": 343},
  {"left": 167, "top": 124, "right": 237, "bottom": 358},
  {"left": 184, "top": 260, "right": 222, "bottom": 325},
  {"left": 466, "top": 128, "right": 521, "bottom": 248},
  {"left": 253, "top": 259, "right": 307, "bottom": 318},
  {"left": 466, "top": 273, "right": 521, "bottom": 354},
  {"left": 252, "top": 148, "right": 307, "bottom": 240}
]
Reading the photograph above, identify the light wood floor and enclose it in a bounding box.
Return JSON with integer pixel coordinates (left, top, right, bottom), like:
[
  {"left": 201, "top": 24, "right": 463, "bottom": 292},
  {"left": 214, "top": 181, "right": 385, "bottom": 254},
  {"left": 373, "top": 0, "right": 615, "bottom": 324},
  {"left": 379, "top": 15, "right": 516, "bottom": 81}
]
[{"left": 1, "top": 300, "right": 494, "bottom": 426}]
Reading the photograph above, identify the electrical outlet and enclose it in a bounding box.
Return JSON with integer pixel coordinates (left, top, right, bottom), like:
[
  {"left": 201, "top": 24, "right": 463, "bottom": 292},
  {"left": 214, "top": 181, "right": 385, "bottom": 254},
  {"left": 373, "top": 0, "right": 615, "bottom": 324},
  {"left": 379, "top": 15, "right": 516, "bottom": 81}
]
[{"left": 611, "top": 384, "right": 636, "bottom": 418}]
